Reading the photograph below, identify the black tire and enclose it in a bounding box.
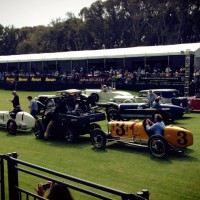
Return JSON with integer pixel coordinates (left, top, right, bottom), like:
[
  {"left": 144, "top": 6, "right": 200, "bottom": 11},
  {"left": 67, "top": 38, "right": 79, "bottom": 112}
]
[
  {"left": 90, "top": 128, "right": 106, "bottom": 149},
  {"left": 64, "top": 129, "right": 77, "bottom": 143},
  {"left": 7, "top": 119, "right": 17, "bottom": 135},
  {"left": 148, "top": 134, "right": 169, "bottom": 158},
  {"left": 91, "top": 93, "right": 99, "bottom": 102},
  {"left": 34, "top": 120, "right": 44, "bottom": 139},
  {"left": 89, "top": 123, "right": 101, "bottom": 133},
  {"left": 107, "top": 109, "right": 120, "bottom": 121}
]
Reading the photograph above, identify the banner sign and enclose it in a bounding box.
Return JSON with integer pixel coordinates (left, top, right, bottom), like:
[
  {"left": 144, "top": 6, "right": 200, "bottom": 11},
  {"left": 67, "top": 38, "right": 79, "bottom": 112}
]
[
  {"left": 139, "top": 76, "right": 184, "bottom": 82},
  {"left": 31, "top": 77, "right": 41, "bottom": 81},
  {"left": 79, "top": 76, "right": 107, "bottom": 83},
  {"left": 19, "top": 77, "right": 28, "bottom": 81},
  {"left": 6, "top": 77, "right": 15, "bottom": 81},
  {"left": 45, "top": 77, "right": 56, "bottom": 82}
]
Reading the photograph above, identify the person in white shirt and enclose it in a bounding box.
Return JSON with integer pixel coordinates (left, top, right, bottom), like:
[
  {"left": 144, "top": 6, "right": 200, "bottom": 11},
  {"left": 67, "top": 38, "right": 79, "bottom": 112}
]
[
  {"left": 27, "top": 96, "right": 38, "bottom": 119},
  {"left": 147, "top": 90, "right": 157, "bottom": 106}
]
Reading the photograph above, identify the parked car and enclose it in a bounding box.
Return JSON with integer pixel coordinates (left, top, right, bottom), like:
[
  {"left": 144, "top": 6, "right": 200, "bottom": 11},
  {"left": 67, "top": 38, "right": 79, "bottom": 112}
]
[
  {"left": 136, "top": 89, "right": 180, "bottom": 104},
  {"left": 34, "top": 89, "right": 106, "bottom": 142},
  {"left": 106, "top": 102, "right": 185, "bottom": 123},
  {"left": 36, "top": 94, "right": 55, "bottom": 113},
  {"left": 171, "top": 96, "right": 189, "bottom": 112},
  {"left": 0, "top": 110, "right": 35, "bottom": 135},
  {"left": 187, "top": 93, "right": 200, "bottom": 111},
  {"left": 82, "top": 87, "right": 135, "bottom": 106},
  {"left": 90, "top": 120, "right": 193, "bottom": 158},
  {"left": 36, "top": 89, "right": 83, "bottom": 113}
]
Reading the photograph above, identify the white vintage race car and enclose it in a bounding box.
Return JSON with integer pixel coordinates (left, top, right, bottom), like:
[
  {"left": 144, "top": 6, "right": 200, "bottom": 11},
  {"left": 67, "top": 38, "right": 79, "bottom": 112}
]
[
  {"left": 0, "top": 110, "right": 35, "bottom": 134},
  {"left": 82, "top": 88, "right": 135, "bottom": 105}
]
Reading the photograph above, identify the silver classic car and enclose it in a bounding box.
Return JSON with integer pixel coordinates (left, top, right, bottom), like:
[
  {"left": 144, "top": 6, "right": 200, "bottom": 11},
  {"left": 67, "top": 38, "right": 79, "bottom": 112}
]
[
  {"left": 82, "top": 87, "right": 135, "bottom": 106},
  {"left": 136, "top": 89, "right": 179, "bottom": 104}
]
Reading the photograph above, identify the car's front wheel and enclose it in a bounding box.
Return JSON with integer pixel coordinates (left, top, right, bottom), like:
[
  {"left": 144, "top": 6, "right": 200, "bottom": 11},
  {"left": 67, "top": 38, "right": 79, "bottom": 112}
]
[
  {"left": 90, "top": 128, "right": 106, "bottom": 149},
  {"left": 107, "top": 109, "right": 120, "bottom": 121},
  {"left": 148, "top": 134, "right": 169, "bottom": 158},
  {"left": 7, "top": 119, "right": 17, "bottom": 135}
]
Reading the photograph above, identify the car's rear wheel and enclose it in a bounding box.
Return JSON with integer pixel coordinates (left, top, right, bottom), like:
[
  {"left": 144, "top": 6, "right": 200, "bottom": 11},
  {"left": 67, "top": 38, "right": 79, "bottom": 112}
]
[
  {"left": 107, "top": 109, "right": 120, "bottom": 121},
  {"left": 90, "top": 128, "right": 106, "bottom": 149},
  {"left": 148, "top": 134, "right": 169, "bottom": 158},
  {"left": 7, "top": 119, "right": 17, "bottom": 135},
  {"left": 34, "top": 120, "right": 44, "bottom": 139},
  {"left": 64, "top": 129, "right": 77, "bottom": 143}
]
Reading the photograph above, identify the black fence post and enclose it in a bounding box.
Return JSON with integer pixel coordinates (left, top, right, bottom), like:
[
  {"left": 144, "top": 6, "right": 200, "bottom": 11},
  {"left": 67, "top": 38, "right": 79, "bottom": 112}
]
[
  {"left": 6, "top": 152, "right": 19, "bottom": 200},
  {"left": 137, "top": 189, "right": 150, "bottom": 200},
  {"left": 0, "top": 154, "right": 5, "bottom": 200}
]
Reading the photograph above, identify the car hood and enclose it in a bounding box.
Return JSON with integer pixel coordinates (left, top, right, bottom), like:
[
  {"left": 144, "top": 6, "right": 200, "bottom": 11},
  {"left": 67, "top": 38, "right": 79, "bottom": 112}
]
[{"left": 118, "top": 103, "right": 184, "bottom": 111}]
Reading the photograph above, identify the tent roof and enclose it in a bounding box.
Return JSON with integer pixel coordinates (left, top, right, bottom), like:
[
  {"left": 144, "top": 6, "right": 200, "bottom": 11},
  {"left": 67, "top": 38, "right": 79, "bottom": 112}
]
[{"left": 0, "top": 42, "right": 200, "bottom": 63}]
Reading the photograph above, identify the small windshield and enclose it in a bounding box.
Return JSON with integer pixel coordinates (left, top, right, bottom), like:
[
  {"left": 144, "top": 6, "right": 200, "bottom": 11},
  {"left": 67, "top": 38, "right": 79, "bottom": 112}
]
[{"left": 139, "top": 92, "right": 148, "bottom": 97}]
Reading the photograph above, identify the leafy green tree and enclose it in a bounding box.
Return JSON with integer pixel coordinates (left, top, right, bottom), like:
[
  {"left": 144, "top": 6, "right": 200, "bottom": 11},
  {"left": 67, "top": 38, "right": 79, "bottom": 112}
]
[
  {"left": 1, "top": 0, "right": 200, "bottom": 55},
  {"left": 80, "top": 0, "right": 107, "bottom": 49},
  {"left": 0, "top": 25, "right": 18, "bottom": 55}
]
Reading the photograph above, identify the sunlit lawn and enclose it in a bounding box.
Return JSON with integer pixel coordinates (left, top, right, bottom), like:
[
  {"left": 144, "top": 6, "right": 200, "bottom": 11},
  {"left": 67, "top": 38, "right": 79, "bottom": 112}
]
[{"left": 0, "top": 89, "right": 199, "bottom": 200}]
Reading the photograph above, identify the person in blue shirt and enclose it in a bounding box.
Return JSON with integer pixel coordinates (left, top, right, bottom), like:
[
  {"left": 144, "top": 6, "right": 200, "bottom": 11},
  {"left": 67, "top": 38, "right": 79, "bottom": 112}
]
[
  {"left": 151, "top": 98, "right": 161, "bottom": 109},
  {"left": 27, "top": 96, "right": 38, "bottom": 119},
  {"left": 145, "top": 114, "right": 165, "bottom": 135}
]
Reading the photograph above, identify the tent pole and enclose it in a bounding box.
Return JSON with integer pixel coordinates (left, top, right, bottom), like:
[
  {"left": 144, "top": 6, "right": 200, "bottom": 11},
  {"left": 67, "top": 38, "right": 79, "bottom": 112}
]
[
  {"left": 168, "top": 55, "right": 170, "bottom": 66},
  {"left": 123, "top": 57, "right": 126, "bottom": 71},
  {"left": 29, "top": 62, "right": 31, "bottom": 73}
]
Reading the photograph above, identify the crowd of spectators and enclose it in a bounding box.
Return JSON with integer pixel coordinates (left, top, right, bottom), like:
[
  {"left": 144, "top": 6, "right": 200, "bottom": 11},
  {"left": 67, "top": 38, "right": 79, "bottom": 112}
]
[{"left": 1, "top": 64, "right": 200, "bottom": 88}]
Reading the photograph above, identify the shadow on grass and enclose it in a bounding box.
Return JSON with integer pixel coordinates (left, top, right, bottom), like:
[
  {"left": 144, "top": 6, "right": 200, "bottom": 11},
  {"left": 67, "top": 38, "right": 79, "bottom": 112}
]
[
  {"left": 173, "top": 116, "right": 193, "bottom": 123},
  {"left": 91, "top": 141, "right": 198, "bottom": 163},
  {"left": 0, "top": 127, "right": 34, "bottom": 136},
  {"left": 190, "top": 110, "right": 200, "bottom": 113},
  {"left": 0, "top": 128, "right": 9, "bottom": 134},
  {"left": 33, "top": 134, "right": 92, "bottom": 149},
  {"left": 149, "top": 147, "right": 197, "bottom": 163},
  {"left": 98, "top": 142, "right": 150, "bottom": 157}
]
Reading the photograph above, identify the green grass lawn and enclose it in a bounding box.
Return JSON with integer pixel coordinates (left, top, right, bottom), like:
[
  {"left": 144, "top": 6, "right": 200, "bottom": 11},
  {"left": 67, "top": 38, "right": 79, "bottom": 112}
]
[{"left": 0, "top": 89, "right": 200, "bottom": 200}]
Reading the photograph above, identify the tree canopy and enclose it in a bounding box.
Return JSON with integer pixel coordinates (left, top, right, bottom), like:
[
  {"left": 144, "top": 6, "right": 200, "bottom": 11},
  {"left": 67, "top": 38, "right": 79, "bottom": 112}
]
[{"left": 0, "top": 0, "right": 200, "bottom": 55}]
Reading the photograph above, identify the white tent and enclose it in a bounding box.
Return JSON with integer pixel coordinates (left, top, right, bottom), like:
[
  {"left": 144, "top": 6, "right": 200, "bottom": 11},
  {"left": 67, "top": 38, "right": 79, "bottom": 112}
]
[{"left": 0, "top": 42, "right": 200, "bottom": 64}]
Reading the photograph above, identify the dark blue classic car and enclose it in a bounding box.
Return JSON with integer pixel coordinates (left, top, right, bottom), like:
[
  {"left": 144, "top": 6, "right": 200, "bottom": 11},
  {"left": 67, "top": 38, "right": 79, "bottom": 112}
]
[{"left": 106, "top": 102, "right": 185, "bottom": 123}]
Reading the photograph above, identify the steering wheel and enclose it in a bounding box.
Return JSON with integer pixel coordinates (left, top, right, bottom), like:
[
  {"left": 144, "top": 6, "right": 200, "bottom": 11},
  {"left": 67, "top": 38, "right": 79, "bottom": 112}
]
[{"left": 143, "top": 118, "right": 152, "bottom": 137}]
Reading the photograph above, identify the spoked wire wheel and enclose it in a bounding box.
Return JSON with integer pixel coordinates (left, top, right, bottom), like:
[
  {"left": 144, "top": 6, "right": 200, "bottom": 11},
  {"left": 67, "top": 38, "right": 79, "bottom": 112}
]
[
  {"left": 148, "top": 135, "right": 169, "bottom": 158},
  {"left": 90, "top": 128, "right": 106, "bottom": 149},
  {"left": 7, "top": 119, "right": 17, "bottom": 135}
]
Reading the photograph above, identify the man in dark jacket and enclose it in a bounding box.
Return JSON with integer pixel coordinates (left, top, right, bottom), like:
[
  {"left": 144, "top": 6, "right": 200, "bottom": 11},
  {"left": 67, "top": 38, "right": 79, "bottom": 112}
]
[{"left": 9, "top": 91, "right": 21, "bottom": 110}]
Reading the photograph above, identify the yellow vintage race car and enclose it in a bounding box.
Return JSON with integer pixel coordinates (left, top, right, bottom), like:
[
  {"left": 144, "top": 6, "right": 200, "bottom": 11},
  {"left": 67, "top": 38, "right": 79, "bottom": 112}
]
[{"left": 90, "top": 120, "right": 193, "bottom": 158}]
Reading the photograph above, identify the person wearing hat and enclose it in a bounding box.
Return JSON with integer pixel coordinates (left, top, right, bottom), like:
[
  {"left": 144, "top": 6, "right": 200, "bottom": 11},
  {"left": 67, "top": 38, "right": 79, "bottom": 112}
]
[
  {"left": 27, "top": 96, "right": 38, "bottom": 119},
  {"left": 9, "top": 91, "right": 20, "bottom": 110}
]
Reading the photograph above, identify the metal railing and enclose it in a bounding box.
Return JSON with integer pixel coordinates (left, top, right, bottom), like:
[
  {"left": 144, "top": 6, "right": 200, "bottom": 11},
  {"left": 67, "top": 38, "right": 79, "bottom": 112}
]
[
  {"left": 0, "top": 152, "right": 149, "bottom": 200},
  {"left": 0, "top": 154, "right": 5, "bottom": 200}
]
